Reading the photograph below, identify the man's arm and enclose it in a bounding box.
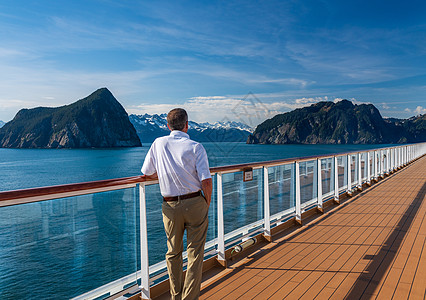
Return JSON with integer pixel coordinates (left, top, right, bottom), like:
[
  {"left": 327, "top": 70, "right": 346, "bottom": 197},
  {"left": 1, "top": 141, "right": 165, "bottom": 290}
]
[{"left": 201, "top": 178, "right": 212, "bottom": 206}]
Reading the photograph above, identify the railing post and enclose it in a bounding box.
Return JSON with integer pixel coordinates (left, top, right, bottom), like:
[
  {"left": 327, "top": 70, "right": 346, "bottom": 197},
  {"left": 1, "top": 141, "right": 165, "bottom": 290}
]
[
  {"left": 263, "top": 167, "right": 271, "bottom": 240},
  {"left": 367, "top": 151, "right": 371, "bottom": 185},
  {"left": 139, "top": 183, "right": 150, "bottom": 300},
  {"left": 334, "top": 156, "right": 339, "bottom": 204},
  {"left": 393, "top": 148, "right": 395, "bottom": 170},
  {"left": 404, "top": 146, "right": 407, "bottom": 165},
  {"left": 396, "top": 147, "right": 398, "bottom": 169},
  {"left": 397, "top": 147, "right": 401, "bottom": 169},
  {"left": 405, "top": 146, "right": 408, "bottom": 165},
  {"left": 357, "top": 152, "right": 362, "bottom": 190},
  {"left": 396, "top": 148, "right": 399, "bottom": 169},
  {"left": 217, "top": 173, "right": 226, "bottom": 266},
  {"left": 396, "top": 147, "right": 399, "bottom": 170},
  {"left": 394, "top": 148, "right": 397, "bottom": 170},
  {"left": 373, "top": 151, "right": 378, "bottom": 181},
  {"left": 295, "top": 161, "right": 302, "bottom": 224},
  {"left": 317, "top": 158, "right": 323, "bottom": 212},
  {"left": 408, "top": 147, "right": 410, "bottom": 162},
  {"left": 346, "top": 155, "right": 352, "bottom": 196},
  {"left": 398, "top": 147, "right": 401, "bottom": 168},
  {"left": 399, "top": 147, "right": 401, "bottom": 168},
  {"left": 407, "top": 146, "right": 409, "bottom": 164},
  {"left": 386, "top": 149, "right": 390, "bottom": 175}
]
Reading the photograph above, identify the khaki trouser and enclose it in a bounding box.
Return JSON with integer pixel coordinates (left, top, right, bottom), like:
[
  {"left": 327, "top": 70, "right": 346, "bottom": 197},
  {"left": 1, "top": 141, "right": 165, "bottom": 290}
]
[{"left": 162, "top": 195, "right": 209, "bottom": 300}]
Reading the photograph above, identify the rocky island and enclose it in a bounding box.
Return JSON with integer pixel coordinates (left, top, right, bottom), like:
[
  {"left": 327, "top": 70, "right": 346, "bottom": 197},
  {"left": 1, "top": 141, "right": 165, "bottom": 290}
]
[
  {"left": 247, "top": 100, "right": 426, "bottom": 144},
  {"left": 0, "top": 88, "right": 141, "bottom": 148}
]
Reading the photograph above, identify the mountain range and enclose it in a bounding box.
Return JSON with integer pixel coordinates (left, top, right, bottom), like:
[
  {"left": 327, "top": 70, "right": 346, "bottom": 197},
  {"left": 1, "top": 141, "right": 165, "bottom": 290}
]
[
  {"left": 0, "top": 88, "right": 141, "bottom": 148},
  {"left": 2, "top": 88, "right": 424, "bottom": 148},
  {"left": 247, "top": 100, "right": 426, "bottom": 144},
  {"left": 129, "top": 114, "right": 253, "bottom": 143}
]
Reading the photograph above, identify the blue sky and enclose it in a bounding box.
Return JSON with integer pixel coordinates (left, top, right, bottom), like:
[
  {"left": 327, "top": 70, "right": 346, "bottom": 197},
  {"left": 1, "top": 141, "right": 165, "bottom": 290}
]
[{"left": 0, "top": 0, "right": 425, "bottom": 126}]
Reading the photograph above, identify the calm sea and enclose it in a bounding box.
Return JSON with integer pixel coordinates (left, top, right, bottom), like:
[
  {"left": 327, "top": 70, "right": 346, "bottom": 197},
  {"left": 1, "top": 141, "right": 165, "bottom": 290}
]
[
  {"left": 0, "top": 142, "right": 387, "bottom": 191},
  {"left": 0, "top": 143, "right": 390, "bottom": 299}
]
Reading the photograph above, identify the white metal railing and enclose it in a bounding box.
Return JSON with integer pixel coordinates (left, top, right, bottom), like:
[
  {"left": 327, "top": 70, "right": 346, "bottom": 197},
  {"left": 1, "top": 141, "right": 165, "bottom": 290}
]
[
  {"left": 135, "top": 142, "right": 426, "bottom": 300},
  {"left": 1, "top": 143, "right": 425, "bottom": 300}
]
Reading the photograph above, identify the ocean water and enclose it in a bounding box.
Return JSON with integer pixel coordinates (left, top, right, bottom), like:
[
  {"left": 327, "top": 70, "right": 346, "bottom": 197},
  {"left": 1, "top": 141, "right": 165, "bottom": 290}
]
[
  {"left": 0, "top": 143, "right": 391, "bottom": 299},
  {"left": 0, "top": 142, "right": 387, "bottom": 191}
]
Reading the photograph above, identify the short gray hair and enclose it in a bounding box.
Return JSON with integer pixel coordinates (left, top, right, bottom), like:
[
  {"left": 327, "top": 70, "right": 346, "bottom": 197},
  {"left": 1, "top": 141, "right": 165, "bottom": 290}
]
[{"left": 167, "top": 108, "right": 188, "bottom": 131}]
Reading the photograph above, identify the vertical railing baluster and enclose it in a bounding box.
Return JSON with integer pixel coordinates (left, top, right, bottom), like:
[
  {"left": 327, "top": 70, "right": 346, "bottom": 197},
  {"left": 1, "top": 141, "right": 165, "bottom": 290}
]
[
  {"left": 346, "top": 155, "right": 352, "bottom": 195},
  {"left": 357, "top": 152, "right": 362, "bottom": 190},
  {"left": 396, "top": 148, "right": 398, "bottom": 169},
  {"left": 397, "top": 147, "right": 399, "bottom": 168},
  {"left": 334, "top": 156, "right": 339, "bottom": 203},
  {"left": 395, "top": 148, "right": 397, "bottom": 169},
  {"left": 317, "top": 158, "right": 323, "bottom": 212},
  {"left": 399, "top": 147, "right": 401, "bottom": 167},
  {"left": 367, "top": 151, "right": 371, "bottom": 185},
  {"left": 395, "top": 148, "right": 398, "bottom": 170},
  {"left": 398, "top": 147, "right": 401, "bottom": 168},
  {"left": 139, "top": 183, "right": 150, "bottom": 300},
  {"left": 373, "top": 151, "right": 378, "bottom": 181},
  {"left": 399, "top": 147, "right": 401, "bottom": 168},
  {"left": 217, "top": 173, "right": 225, "bottom": 266},
  {"left": 405, "top": 146, "right": 408, "bottom": 165},
  {"left": 407, "top": 147, "right": 409, "bottom": 163},
  {"left": 404, "top": 146, "right": 406, "bottom": 166},
  {"left": 391, "top": 148, "right": 395, "bottom": 172},
  {"left": 295, "top": 161, "right": 301, "bottom": 224},
  {"left": 263, "top": 167, "right": 271, "bottom": 239},
  {"left": 387, "top": 149, "right": 390, "bottom": 175},
  {"left": 312, "top": 161, "right": 317, "bottom": 201}
]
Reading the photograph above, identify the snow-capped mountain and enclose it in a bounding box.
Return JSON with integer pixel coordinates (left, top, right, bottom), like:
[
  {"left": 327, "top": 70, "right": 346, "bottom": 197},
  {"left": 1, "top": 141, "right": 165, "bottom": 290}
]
[
  {"left": 129, "top": 114, "right": 253, "bottom": 143},
  {"left": 0, "top": 120, "right": 4, "bottom": 128}
]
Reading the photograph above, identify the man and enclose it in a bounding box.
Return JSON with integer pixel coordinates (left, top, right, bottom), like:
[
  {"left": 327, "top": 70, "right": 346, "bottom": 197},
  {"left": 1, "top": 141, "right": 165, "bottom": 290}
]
[{"left": 141, "top": 108, "right": 212, "bottom": 300}]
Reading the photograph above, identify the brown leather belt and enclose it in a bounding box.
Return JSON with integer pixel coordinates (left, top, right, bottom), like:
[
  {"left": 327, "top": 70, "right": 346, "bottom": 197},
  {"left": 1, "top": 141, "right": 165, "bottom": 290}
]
[{"left": 163, "top": 191, "right": 202, "bottom": 202}]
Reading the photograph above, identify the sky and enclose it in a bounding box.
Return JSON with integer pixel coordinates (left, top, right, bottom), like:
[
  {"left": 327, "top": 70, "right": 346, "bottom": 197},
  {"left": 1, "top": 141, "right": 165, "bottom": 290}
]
[{"left": 0, "top": 0, "right": 426, "bottom": 127}]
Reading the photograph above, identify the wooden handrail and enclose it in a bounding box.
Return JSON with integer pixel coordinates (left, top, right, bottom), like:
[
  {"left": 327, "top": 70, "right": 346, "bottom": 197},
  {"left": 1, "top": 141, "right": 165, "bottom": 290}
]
[{"left": 0, "top": 175, "right": 146, "bottom": 202}]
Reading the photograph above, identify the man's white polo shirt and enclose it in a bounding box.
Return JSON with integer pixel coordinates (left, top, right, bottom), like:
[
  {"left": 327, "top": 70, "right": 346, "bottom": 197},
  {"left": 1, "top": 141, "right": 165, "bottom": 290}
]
[{"left": 141, "top": 130, "right": 211, "bottom": 197}]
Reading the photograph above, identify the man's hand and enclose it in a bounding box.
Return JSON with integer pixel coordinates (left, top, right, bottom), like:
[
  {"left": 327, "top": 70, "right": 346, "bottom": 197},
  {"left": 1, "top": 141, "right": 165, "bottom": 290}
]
[
  {"left": 201, "top": 178, "right": 213, "bottom": 206},
  {"left": 141, "top": 173, "right": 158, "bottom": 180}
]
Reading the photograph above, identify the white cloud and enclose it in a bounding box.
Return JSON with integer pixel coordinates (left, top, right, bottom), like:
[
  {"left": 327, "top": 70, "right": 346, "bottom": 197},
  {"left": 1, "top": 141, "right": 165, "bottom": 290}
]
[
  {"left": 333, "top": 98, "right": 371, "bottom": 106},
  {"left": 127, "top": 95, "right": 277, "bottom": 126},
  {"left": 248, "top": 77, "right": 314, "bottom": 88},
  {"left": 0, "top": 47, "right": 28, "bottom": 58},
  {"left": 128, "top": 94, "right": 340, "bottom": 127},
  {"left": 381, "top": 103, "right": 390, "bottom": 110},
  {"left": 404, "top": 108, "right": 411, "bottom": 113},
  {"left": 295, "top": 97, "right": 327, "bottom": 105},
  {"left": 414, "top": 106, "right": 426, "bottom": 115}
]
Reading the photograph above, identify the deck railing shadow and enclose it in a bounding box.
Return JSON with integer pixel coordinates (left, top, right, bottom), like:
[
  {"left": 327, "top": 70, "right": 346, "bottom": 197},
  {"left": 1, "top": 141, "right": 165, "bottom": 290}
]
[{"left": 344, "top": 180, "right": 426, "bottom": 299}]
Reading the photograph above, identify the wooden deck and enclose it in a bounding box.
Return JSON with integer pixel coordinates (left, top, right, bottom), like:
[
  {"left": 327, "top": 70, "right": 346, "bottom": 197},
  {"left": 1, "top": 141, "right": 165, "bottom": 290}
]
[{"left": 197, "top": 156, "right": 426, "bottom": 299}]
